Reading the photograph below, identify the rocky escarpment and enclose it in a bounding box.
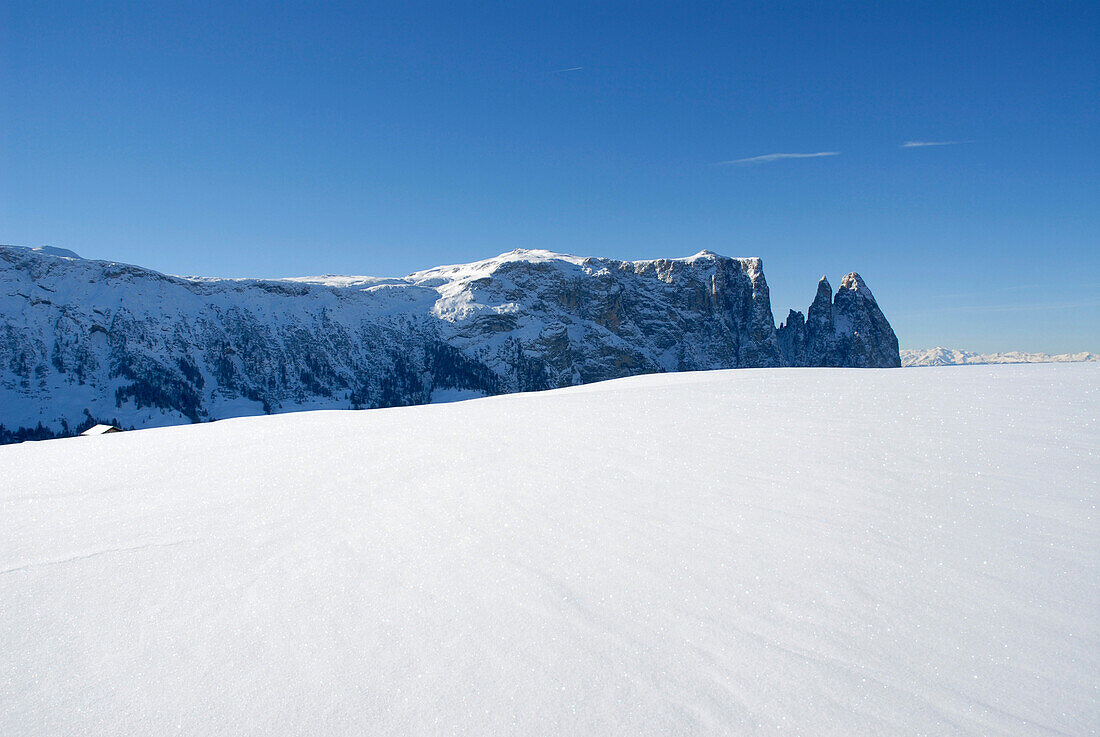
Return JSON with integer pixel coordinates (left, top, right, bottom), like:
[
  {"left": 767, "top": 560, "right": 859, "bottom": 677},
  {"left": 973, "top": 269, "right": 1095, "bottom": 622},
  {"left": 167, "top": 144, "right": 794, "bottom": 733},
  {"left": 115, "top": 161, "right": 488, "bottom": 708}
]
[
  {"left": 777, "top": 273, "right": 901, "bottom": 368},
  {"left": 0, "top": 245, "right": 899, "bottom": 442}
]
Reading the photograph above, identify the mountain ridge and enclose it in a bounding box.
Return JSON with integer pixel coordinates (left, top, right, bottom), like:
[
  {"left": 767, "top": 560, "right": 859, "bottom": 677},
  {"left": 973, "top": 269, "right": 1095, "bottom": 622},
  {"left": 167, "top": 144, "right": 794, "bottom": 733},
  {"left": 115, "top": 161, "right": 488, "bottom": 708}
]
[
  {"left": 902, "top": 347, "right": 1099, "bottom": 367},
  {"left": 0, "top": 244, "right": 900, "bottom": 442}
]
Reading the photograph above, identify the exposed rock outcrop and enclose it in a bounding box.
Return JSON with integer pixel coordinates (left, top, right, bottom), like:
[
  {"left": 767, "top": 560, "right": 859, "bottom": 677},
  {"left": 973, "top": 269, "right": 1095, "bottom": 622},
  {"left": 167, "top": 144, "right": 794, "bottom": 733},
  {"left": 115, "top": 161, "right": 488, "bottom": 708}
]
[{"left": 777, "top": 272, "right": 901, "bottom": 368}]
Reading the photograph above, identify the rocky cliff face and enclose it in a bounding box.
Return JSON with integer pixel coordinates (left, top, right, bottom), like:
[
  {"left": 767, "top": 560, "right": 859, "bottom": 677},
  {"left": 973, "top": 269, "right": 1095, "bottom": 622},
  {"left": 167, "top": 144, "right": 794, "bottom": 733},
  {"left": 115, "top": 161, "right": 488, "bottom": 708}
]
[
  {"left": 777, "top": 273, "right": 901, "bottom": 368},
  {"left": 0, "top": 246, "right": 898, "bottom": 442}
]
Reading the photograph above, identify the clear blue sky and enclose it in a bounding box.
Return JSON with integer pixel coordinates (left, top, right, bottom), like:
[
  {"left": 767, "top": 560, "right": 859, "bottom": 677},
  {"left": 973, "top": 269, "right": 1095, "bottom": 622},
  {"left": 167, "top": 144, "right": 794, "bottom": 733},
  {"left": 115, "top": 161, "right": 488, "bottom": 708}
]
[{"left": 2, "top": 1, "right": 1097, "bottom": 352}]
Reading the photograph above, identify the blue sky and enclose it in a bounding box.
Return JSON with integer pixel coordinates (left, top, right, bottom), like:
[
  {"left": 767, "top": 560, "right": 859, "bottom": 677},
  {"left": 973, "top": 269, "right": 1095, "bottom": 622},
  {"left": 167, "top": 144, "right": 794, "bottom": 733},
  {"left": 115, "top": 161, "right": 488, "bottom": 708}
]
[{"left": 2, "top": 1, "right": 1097, "bottom": 352}]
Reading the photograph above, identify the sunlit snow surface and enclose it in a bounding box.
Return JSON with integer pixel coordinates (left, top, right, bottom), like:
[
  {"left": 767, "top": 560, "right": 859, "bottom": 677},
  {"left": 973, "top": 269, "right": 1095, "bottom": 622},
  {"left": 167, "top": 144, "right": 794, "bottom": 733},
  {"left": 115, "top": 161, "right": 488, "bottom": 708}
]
[{"left": 2, "top": 364, "right": 1096, "bottom": 736}]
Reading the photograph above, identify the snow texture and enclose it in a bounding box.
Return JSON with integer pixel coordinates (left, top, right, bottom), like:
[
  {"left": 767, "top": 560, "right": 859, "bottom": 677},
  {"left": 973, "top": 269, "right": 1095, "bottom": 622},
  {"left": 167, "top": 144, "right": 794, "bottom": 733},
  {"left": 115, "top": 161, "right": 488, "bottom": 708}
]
[{"left": 2, "top": 363, "right": 1096, "bottom": 736}]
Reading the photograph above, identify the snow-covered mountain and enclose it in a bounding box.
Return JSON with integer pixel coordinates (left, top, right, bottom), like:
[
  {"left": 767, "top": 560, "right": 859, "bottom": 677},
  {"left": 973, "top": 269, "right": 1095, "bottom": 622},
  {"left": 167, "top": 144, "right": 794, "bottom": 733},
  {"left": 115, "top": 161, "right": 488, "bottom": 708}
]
[
  {"left": 3, "top": 364, "right": 1096, "bottom": 735},
  {"left": 902, "top": 347, "right": 1099, "bottom": 367},
  {"left": 0, "top": 245, "right": 899, "bottom": 441}
]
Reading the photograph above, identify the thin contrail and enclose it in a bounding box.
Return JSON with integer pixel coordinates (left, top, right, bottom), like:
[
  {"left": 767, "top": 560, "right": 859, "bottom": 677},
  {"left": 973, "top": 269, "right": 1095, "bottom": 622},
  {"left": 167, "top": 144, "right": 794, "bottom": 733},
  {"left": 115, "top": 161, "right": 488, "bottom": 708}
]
[
  {"left": 550, "top": 66, "right": 584, "bottom": 74},
  {"left": 717, "top": 151, "right": 840, "bottom": 165},
  {"left": 901, "top": 140, "right": 974, "bottom": 148}
]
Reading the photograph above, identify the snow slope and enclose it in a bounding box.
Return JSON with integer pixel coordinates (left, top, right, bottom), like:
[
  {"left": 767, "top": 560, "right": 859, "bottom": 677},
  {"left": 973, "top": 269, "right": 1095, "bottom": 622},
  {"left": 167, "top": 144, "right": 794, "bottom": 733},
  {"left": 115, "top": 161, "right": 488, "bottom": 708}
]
[
  {"left": 2, "top": 364, "right": 1096, "bottom": 736},
  {"left": 902, "top": 347, "right": 1099, "bottom": 367}
]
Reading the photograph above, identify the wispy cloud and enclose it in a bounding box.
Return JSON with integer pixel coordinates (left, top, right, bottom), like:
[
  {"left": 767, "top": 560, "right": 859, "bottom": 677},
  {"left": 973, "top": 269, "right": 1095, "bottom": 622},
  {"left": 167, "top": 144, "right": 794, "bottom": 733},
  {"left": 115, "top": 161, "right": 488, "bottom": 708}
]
[
  {"left": 717, "top": 151, "right": 840, "bottom": 166},
  {"left": 550, "top": 66, "right": 584, "bottom": 74},
  {"left": 901, "top": 140, "right": 973, "bottom": 148}
]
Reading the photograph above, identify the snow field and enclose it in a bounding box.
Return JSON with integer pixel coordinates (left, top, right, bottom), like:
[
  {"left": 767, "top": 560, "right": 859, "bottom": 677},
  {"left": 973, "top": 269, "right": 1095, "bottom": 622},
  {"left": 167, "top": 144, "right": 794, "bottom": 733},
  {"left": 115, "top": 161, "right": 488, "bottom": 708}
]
[{"left": 1, "top": 363, "right": 1097, "bottom": 735}]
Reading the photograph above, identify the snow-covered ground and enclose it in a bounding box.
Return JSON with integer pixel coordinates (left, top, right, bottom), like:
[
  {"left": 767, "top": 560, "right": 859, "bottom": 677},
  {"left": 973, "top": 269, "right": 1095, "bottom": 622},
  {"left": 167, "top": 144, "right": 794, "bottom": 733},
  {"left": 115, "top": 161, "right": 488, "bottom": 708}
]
[{"left": 2, "top": 364, "right": 1096, "bottom": 736}]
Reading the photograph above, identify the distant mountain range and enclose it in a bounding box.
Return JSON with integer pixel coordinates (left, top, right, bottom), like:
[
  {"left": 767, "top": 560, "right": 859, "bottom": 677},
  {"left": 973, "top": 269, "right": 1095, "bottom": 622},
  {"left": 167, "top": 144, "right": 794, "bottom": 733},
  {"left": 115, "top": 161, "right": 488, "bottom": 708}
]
[
  {"left": 0, "top": 245, "right": 900, "bottom": 442},
  {"left": 902, "top": 348, "right": 1099, "bottom": 367}
]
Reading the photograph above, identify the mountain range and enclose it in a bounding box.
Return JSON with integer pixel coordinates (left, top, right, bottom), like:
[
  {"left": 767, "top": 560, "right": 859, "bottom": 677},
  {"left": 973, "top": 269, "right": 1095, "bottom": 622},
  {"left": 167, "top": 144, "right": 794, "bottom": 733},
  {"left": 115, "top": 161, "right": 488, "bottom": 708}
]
[
  {"left": 0, "top": 245, "right": 900, "bottom": 442},
  {"left": 902, "top": 347, "right": 1099, "bottom": 367}
]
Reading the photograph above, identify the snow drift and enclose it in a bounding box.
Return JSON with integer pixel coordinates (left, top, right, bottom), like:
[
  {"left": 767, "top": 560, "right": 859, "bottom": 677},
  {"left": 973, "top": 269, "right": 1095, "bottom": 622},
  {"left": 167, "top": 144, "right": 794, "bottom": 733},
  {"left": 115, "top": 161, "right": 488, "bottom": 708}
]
[{"left": 1, "top": 363, "right": 1095, "bottom": 735}]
